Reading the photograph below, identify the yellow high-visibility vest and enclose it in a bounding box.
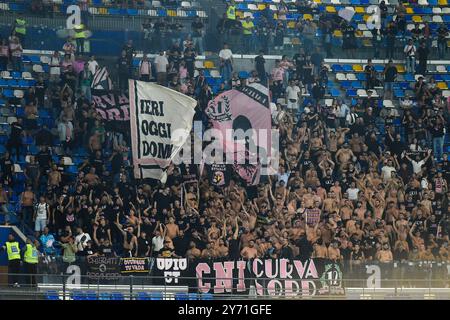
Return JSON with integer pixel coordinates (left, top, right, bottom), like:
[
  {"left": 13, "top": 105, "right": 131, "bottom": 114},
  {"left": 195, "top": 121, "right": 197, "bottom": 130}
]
[
  {"left": 74, "top": 25, "right": 86, "bottom": 39},
  {"left": 242, "top": 21, "right": 254, "bottom": 35},
  {"left": 15, "top": 18, "right": 26, "bottom": 35},
  {"left": 24, "top": 244, "right": 38, "bottom": 264},
  {"left": 5, "top": 242, "right": 21, "bottom": 261},
  {"left": 226, "top": 5, "right": 236, "bottom": 20}
]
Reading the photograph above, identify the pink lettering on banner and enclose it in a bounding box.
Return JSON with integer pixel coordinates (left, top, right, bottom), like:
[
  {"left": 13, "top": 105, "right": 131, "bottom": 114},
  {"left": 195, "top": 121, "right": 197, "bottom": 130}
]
[
  {"left": 120, "top": 105, "right": 130, "bottom": 120},
  {"left": 284, "top": 280, "right": 300, "bottom": 296},
  {"left": 106, "top": 108, "right": 121, "bottom": 121},
  {"left": 264, "top": 260, "right": 278, "bottom": 279},
  {"left": 102, "top": 94, "right": 115, "bottom": 106},
  {"left": 293, "top": 260, "right": 307, "bottom": 278},
  {"left": 279, "top": 259, "right": 293, "bottom": 279},
  {"left": 96, "top": 108, "right": 107, "bottom": 119},
  {"left": 235, "top": 260, "right": 247, "bottom": 292},
  {"left": 195, "top": 263, "right": 211, "bottom": 293},
  {"left": 92, "top": 95, "right": 103, "bottom": 107},
  {"left": 118, "top": 94, "right": 129, "bottom": 104},
  {"left": 213, "top": 261, "right": 234, "bottom": 294},
  {"left": 266, "top": 280, "right": 283, "bottom": 296},
  {"left": 302, "top": 280, "right": 317, "bottom": 296}
]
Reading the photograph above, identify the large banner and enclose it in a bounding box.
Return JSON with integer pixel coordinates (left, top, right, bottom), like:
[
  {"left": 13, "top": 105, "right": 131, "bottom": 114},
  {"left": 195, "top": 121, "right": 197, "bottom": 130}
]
[
  {"left": 129, "top": 80, "right": 197, "bottom": 182},
  {"left": 195, "top": 258, "right": 344, "bottom": 297},
  {"left": 120, "top": 257, "right": 150, "bottom": 274},
  {"left": 205, "top": 83, "right": 271, "bottom": 186},
  {"left": 86, "top": 256, "right": 121, "bottom": 280},
  {"left": 92, "top": 93, "right": 130, "bottom": 122}
]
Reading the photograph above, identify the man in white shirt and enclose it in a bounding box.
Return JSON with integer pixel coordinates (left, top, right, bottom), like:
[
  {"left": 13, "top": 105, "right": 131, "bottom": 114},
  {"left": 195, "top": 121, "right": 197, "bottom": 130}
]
[
  {"left": 75, "top": 227, "right": 92, "bottom": 253},
  {"left": 285, "top": 79, "right": 301, "bottom": 110},
  {"left": 219, "top": 43, "right": 233, "bottom": 82},
  {"left": 34, "top": 196, "right": 50, "bottom": 232},
  {"left": 381, "top": 160, "right": 397, "bottom": 182},
  {"left": 404, "top": 39, "right": 416, "bottom": 74},
  {"left": 87, "top": 55, "right": 99, "bottom": 75},
  {"left": 405, "top": 149, "right": 432, "bottom": 174},
  {"left": 154, "top": 51, "right": 169, "bottom": 85}
]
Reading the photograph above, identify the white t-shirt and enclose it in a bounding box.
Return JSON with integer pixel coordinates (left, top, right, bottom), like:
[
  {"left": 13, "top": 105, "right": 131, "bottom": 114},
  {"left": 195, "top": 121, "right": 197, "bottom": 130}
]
[
  {"left": 152, "top": 235, "right": 164, "bottom": 252},
  {"left": 88, "top": 60, "right": 99, "bottom": 75},
  {"left": 411, "top": 160, "right": 425, "bottom": 174},
  {"left": 381, "top": 165, "right": 396, "bottom": 182},
  {"left": 75, "top": 232, "right": 92, "bottom": 252},
  {"left": 154, "top": 55, "right": 169, "bottom": 73},
  {"left": 286, "top": 85, "right": 301, "bottom": 100},
  {"left": 36, "top": 203, "right": 48, "bottom": 220},
  {"left": 347, "top": 188, "right": 360, "bottom": 200},
  {"left": 219, "top": 49, "right": 233, "bottom": 61}
]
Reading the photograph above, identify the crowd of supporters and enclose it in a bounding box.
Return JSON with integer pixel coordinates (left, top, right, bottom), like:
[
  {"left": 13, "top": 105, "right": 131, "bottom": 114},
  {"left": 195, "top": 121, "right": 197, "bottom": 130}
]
[{"left": 0, "top": 0, "right": 450, "bottom": 266}]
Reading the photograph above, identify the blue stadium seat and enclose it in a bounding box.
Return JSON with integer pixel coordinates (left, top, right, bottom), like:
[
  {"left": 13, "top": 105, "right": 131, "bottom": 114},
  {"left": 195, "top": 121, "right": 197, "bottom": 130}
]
[
  {"left": 127, "top": 9, "right": 138, "bottom": 15},
  {"left": 330, "top": 88, "right": 341, "bottom": 97},
  {"left": 71, "top": 291, "right": 86, "bottom": 300},
  {"left": 201, "top": 293, "right": 213, "bottom": 300},
  {"left": 332, "top": 64, "right": 343, "bottom": 72},
  {"left": 342, "top": 65, "right": 353, "bottom": 72},
  {"left": 46, "top": 290, "right": 59, "bottom": 300},
  {"left": 85, "top": 291, "right": 97, "bottom": 300},
  {"left": 137, "top": 292, "right": 150, "bottom": 300},
  {"left": 99, "top": 292, "right": 111, "bottom": 300},
  {"left": 188, "top": 293, "right": 198, "bottom": 300},
  {"left": 238, "top": 71, "right": 249, "bottom": 79},
  {"left": 111, "top": 292, "right": 124, "bottom": 300},
  {"left": 11, "top": 72, "right": 21, "bottom": 79},
  {"left": 351, "top": 81, "right": 363, "bottom": 89},
  {"left": 347, "top": 89, "right": 357, "bottom": 97},
  {"left": 150, "top": 292, "right": 163, "bottom": 300},
  {"left": 175, "top": 292, "right": 189, "bottom": 300}
]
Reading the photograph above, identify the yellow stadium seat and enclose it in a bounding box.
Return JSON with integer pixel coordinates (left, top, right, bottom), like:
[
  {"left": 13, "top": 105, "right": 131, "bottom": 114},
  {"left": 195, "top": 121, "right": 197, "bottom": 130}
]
[
  {"left": 204, "top": 61, "right": 215, "bottom": 69},
  {"left": 396, "top": 65, "right": 406, "bottom": 73},
  {"left": 406, "top": 7, "right": 414, "bottom": 14},
  {"left": 447, "top": 40, "right": 450, "bottom": 47},
  {"left": 326, "top": 6, "right": 336, "bottom": 13},
  {"left": 313, "top": 0, "right": 321, "bottom": 3},
  {"left": 273, "top": 13, "right": 278, "bottom": 19},
  {"left": 362, "top": 39, "right": 372, "bottom": 47},
  {"left": 168, "top": 10, "right": 176, "bottom": 16},
  {"left": 333, "top": 30, "right": 343, "bottom": 37},
  {"left": 355, "top": 30, "right": 363, "bottom": 37},
  {"left": 437, "top": 82, "right": 448, "bottom": 90},
  {"left": 288, "top": 21, "right": 296, "bottom": 28},
  {"left": 438, "top": 0, "right": 447, "bottom": 5},
  {"left": 363, "top": 14, "right": 370, "bottom": 22},
  {"left": 412, "top": 15, "right": 423, "bottom": 23},
  {"left": 236, "top": 11, "right": 244, "bottom": 18},
  {"left": 303, "top": 14, "right": 313, "bottom": 20},
  {"left": 258, "top": 4, "right": 265, "bottom": 10},
  {"left": 353, "top": 64, "right": 363, "bottom": 72},
  {"left": 355, "top": 6, "right": 365, "bottom": 13}
]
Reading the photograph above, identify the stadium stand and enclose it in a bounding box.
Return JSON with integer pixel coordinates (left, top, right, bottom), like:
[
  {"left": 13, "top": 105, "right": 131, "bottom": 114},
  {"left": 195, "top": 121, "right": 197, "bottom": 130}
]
[{"left": 0, "top": 0, "right": 449, "bottom": 299}]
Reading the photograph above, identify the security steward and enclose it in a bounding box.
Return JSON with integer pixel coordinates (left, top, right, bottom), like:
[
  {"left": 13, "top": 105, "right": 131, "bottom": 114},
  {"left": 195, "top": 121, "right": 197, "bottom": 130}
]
[
  {"left": 13, "top": 15, "right": 27, "bottom": 44},
  {"left": 22, "top": 238, "right": 39, "bottom": 287},
  {"left": 225, "top": 0, "right": 236, "bottom": 33},
  {"left": 74, "top": 24, "right": 86, "bottom": 54},
  {"left": 1, "top": 234, "right": 22, "bottom": 287}
]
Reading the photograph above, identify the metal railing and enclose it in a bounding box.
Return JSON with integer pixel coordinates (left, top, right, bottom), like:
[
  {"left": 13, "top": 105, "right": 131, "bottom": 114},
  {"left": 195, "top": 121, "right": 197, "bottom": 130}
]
[{"left": 0, "top": 271, "right": 449, "bottom": 300}]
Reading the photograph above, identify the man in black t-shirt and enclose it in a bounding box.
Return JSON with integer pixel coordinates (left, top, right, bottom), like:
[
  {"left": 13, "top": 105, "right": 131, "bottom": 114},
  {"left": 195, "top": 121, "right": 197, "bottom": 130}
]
[
  {"left": 437, "top": 25, "right": 448, "bottom": 59},
  {"left": 255, "top": 51, "right": 266, "bottom": 84},
  {"left": 383, "top": 60, "right": 397, "bottom": 100},
  {"left": 116, "top": 51, "right": 130, "bottom": 92},
  {"left": 7, "top": 118, "right": 23, "bottom": 160}
]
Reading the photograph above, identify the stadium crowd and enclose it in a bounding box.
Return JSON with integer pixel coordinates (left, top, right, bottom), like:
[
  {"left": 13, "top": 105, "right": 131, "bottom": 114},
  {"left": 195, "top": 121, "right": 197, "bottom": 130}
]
[{"left": 0, "top": 1, "right": 450, "bottom": 269}]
